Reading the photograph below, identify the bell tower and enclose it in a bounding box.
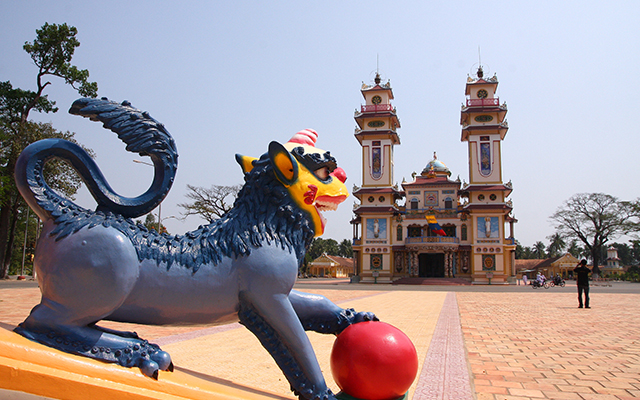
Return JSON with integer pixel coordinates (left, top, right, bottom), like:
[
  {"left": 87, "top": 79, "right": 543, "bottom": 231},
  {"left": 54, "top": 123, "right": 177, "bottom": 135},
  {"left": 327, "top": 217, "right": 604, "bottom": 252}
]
[
  {"left": 351, "top": 73, "right": 402, "bottom": 283},
  {"left": 354, "top": 73, "right": 400, "bottom": 187},
  {"left": 460, "top": 66, "right": 508, "bottom": 184},
  {"left": 460, "top": 66, "right": 516, "bottom": 284}
]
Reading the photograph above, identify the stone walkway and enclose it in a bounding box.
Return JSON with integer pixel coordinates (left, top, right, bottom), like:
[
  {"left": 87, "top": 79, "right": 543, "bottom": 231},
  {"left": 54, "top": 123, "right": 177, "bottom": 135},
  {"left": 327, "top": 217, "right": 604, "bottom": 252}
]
[{"left": 1, "top": 281, "right": 639, "bottom": 399}]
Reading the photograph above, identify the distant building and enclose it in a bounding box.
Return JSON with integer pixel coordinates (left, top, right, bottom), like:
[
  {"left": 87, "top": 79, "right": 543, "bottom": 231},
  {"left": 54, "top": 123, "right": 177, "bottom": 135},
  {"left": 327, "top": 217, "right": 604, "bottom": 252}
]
[
  {"left": 307, "top": 254, "right": 354, "bottom": 278},
  {"left": 515, "top": 253, "right": 580, "bottom": 279},
  {"left": 351, "top": 67, "right": 517, "bottom": 284},
  {"left": 603, "top": 246, "right": 624, "bottom": 276}
]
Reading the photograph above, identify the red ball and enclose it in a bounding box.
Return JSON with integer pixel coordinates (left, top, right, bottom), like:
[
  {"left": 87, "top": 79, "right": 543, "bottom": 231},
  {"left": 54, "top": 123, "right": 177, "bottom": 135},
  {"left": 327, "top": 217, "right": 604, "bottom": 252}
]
[{"left": 330, "top": 321, "right": 418, "bottom": 400}]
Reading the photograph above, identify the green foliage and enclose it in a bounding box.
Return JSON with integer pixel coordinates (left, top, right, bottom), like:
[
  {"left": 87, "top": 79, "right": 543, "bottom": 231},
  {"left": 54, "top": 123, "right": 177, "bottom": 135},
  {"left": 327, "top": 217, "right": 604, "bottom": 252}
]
[
  {"left": 533, "top": 241, "right": 546, "bottom": 259},
  {"left": 139, "top": 213, "right": 168, "bottom": 234},
  {"left": 546, "top": 233, "right": 566, "bottom": 258},
  {"left": 0, "top": 81, "right": 57, "bottom": 125},
  {"left": 338, "top": 239, "right": 353, "bottom": 258},
  {"left": 23, "top": 22, "right": 98, "bottom": 99},
  {"left": 7, "top": 207, "right": 39, "bottom": 276},
  {"left": 0, "top": 22, "right": 97, "bottom": 278},
  {"left": 566, "top": 240, "right": 585, "bottom": 259}
]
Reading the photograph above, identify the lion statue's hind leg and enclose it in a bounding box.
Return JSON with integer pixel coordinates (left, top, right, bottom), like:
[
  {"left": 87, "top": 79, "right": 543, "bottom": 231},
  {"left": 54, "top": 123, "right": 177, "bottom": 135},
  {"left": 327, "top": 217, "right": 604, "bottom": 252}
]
[{"left": 14, "top": 224, "right": 173, "bottom": 379}]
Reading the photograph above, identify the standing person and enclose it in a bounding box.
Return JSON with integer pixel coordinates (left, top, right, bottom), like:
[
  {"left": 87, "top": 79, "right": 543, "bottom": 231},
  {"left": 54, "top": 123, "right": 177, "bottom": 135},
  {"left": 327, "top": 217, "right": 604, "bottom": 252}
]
[
  {"left": 522, "top": 274, "right": 528, "bottom": 286},
  {"left": 574, "top": 259, "right": 591, "bottom": 308}
]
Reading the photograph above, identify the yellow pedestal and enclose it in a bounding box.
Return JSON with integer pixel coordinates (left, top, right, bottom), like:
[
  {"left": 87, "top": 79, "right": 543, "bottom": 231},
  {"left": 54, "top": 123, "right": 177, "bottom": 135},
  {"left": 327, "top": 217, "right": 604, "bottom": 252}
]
[{"left": 0, "top": 327, "right": 287, "bottom": 400}]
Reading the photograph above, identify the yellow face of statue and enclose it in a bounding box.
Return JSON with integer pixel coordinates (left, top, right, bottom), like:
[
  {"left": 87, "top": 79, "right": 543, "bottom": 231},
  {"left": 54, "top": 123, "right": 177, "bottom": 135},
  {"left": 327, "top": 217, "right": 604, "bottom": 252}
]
[{"left": 236, "top": 141, "right": 348, "bottom": 237}]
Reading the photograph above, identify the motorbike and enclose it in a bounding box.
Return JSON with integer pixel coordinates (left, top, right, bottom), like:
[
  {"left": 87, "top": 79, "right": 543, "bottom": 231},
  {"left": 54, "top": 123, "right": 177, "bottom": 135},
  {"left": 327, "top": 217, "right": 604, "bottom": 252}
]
[
  {"left": 531, "top": 279, "right": 550, "bottom": 289},
  {"left": 548, "top": 277, "right": 566, "bottom": 287}
]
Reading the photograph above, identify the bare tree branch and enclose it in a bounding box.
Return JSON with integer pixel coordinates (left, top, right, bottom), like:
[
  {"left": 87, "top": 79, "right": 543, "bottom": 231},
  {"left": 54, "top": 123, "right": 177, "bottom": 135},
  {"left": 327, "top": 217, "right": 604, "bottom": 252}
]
[
  {"left": 177, "top": 184, "right": 242, "bottom": 222},
  {"left": 549, "top": 193, "right": 634, "bottom": 268}
]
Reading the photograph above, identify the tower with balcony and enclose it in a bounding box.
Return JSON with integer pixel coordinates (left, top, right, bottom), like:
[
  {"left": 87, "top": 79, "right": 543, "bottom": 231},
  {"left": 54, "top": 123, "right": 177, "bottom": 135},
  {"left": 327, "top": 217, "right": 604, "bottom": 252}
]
[
  {"left": 459, "top": 66, "right": 517, "bottom": 284},
  {"left": 351, "top": 73, "right": 402, "bottom": 283}
]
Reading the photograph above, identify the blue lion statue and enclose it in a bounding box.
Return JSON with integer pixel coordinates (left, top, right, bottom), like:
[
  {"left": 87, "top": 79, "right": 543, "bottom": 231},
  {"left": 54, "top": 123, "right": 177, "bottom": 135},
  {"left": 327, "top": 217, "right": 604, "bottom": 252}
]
[{"left": 14, "top": 98, "right": 376, "bottom": 400}]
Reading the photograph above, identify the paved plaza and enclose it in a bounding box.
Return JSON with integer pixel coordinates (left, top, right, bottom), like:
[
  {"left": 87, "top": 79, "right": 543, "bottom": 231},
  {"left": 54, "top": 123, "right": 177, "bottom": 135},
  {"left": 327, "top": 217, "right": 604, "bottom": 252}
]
[{"left": 1, "top": 279, "right": 639, "bottom": 399}]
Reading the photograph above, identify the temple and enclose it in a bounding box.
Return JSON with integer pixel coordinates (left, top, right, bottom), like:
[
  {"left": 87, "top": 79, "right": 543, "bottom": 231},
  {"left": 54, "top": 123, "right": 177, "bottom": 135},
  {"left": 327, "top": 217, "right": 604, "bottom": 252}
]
[{"left": 351, "top": 67, "right": 517, "bottom": 284}]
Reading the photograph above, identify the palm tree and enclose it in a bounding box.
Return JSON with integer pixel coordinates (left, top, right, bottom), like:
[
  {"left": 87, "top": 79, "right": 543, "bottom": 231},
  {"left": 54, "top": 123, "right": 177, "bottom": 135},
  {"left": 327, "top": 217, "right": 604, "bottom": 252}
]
[
  {"left": 566, "top": 240, "right": 583, "bottom": 259},
  {"left": 546, "top": 233, "right": 566, "bottom": 257},
  {"left": 533, "top": 241, "right": 547, "bottom": 259}
]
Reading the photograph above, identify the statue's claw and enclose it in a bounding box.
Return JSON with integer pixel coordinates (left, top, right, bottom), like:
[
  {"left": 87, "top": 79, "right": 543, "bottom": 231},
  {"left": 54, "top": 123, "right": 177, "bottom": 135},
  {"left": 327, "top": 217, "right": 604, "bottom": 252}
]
[
  {"left": 14, "top": 324, "right": 173, "bottom": 379},
  {"left": 151, "top": 350, "right": 172, "bottom": 371},
  {"left": 335, "top": 308, "right": 379, "bottom": 334},
  {"left": 139, "top": 359, "right": 160, "bottom": 379},
  {"left": 354, "top": 311, "right": 379, "bottom": 323}
]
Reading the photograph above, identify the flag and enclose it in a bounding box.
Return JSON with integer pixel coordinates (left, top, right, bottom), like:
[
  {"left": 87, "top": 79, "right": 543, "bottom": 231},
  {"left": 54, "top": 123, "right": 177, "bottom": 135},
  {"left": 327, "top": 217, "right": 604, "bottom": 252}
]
[{"left": 425, "top": 215, "right": 446, "bottom": 236}]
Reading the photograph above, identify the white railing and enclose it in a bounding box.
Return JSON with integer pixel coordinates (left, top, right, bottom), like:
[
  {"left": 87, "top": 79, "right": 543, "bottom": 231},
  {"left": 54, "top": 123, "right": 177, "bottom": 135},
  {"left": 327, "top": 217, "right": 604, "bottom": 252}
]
[
  {"left": 360, "top": 104, "right": 395, "bottom": 113},
  {"left": 406, "top": 236, "right": 460, "bottom": 244},
  {"left": 466, "top": 98, "right": 500, "bottom": 107}
]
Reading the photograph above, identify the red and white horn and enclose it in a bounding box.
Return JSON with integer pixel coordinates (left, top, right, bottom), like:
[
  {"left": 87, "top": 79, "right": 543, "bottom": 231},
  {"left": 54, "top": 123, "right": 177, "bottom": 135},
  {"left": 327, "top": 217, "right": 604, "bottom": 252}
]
[{"left": 287, "top": 129, "right": 318, "bottom": 147}]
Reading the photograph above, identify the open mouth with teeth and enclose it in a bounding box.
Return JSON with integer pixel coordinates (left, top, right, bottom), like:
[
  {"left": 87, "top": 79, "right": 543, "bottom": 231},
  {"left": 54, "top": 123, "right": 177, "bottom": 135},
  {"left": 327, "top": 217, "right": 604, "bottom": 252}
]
[{"left": 314, "top": 195, "right": 347, "bottom": 232}]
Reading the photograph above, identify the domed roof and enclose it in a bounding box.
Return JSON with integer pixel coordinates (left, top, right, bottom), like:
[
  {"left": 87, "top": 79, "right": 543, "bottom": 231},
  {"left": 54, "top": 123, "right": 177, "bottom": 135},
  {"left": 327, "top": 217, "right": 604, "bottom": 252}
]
[{"left": 421, "top": 152, "right": 451, "bottom": 177}]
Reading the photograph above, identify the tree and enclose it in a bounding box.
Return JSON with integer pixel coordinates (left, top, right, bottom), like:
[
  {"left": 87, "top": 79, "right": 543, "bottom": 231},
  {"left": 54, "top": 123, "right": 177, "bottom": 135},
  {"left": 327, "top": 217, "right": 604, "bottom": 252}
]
[
  {"left": 338, "top": 239, "right": 353, "bottom": 258},
  {"left": 533, "top": 241, "right": 547, "bottom": 259},
  {"left": 566, "top": 240, "right": 585, "bottom": 260},
  {"left": 546, "top": 232, "right": 566, "bottom": 258},
  {"left": 139, "top": 213, "right": 168, "bottom": 234},
  {"left": 631, "top": 240, "right": 640, "bottom": 266},
  {"left": 549, "top": 193, "right": 634, "bottom": 271},
  {"left": 2, "top": 122, "right": 93, "bottom": 276},
  {"left": 0, "top": 23, "right": 97, "bottom": 278},
  {"left": 177, "top": 184, "right": 242, "bottom": 222},
  {"left": 306, "top": 238, "right": 340, "bottom": 261},
  {"left": 515, "top": 240, "right": 536, "bottom": 259}
]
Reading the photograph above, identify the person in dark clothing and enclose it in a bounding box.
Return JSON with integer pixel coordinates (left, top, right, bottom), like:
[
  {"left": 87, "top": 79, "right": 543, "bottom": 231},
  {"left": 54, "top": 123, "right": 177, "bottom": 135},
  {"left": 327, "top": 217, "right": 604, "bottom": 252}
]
[{"left": 574, "top": 259, "right": 591, "bottom": 308}]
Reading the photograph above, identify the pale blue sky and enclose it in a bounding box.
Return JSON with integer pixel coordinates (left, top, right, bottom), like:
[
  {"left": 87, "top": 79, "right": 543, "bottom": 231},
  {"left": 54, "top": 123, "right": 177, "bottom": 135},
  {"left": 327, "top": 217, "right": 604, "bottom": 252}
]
[{"left": 1, "top": 1, "right": 639, "bottom": 247}]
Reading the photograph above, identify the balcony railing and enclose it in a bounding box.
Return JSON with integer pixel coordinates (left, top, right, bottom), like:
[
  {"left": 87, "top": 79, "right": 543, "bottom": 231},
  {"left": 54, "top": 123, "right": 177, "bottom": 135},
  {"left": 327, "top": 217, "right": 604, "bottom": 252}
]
[
  {"left": 466, "top": 98, "right": 500, "bottom": 107},
  {"left": 354, "top": 126, "right": 397, "bottom": 135},
  {"left": 406, "top": 236, "right": 460, "bottom": 244},
  {"left": 360, "top": 104, "right": 395, "bottom": 113},
  {"left": 404, "top": 208, "right": 459, "bottom": 219}
]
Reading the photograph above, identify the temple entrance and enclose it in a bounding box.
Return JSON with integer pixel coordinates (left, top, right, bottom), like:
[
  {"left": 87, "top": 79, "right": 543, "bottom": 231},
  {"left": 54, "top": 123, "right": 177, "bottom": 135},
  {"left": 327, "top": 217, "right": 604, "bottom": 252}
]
[{"left": 418, "top": 253, "right": 445, "bottom": 277}]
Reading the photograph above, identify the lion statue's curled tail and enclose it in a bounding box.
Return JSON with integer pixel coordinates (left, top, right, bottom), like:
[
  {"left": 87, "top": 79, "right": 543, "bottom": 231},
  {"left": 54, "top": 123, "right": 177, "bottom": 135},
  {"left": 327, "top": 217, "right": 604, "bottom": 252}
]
[{"left": 14, "top": 97, "right": 376, "bottom": 400}]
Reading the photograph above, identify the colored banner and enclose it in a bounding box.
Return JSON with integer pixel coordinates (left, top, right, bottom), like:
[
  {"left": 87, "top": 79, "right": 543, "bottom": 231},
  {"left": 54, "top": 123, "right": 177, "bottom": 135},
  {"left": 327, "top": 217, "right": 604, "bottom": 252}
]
[{"left": 425, "top": 215, "right": 446, "bottom": 236}]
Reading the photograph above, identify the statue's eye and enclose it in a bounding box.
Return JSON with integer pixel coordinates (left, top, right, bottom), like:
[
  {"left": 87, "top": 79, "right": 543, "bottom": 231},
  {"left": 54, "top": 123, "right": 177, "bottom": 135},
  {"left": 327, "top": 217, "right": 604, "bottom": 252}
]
[{"left": 315, "top": 166, "right": 330, "bottom": 180}]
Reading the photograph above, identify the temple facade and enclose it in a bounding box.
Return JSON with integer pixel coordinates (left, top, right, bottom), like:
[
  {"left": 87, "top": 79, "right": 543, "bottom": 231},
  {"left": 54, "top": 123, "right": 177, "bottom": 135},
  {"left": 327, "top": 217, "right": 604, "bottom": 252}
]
[{"left": 351, "top": 67, "right": 517, "bottom": 284}]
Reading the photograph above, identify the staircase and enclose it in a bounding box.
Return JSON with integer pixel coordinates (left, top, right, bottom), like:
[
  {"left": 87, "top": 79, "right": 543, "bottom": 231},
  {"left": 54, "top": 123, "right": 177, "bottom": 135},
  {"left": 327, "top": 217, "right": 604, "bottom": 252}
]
[{"left": 392, "top": 277, "right": 472, "bottom": 286}]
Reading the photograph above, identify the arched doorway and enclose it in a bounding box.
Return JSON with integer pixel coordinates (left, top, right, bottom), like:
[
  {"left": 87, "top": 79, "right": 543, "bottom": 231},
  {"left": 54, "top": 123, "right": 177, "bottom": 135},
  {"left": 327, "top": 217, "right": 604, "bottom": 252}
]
[{"left": 419, "top": 253, "right": 445, "bottom": 277}]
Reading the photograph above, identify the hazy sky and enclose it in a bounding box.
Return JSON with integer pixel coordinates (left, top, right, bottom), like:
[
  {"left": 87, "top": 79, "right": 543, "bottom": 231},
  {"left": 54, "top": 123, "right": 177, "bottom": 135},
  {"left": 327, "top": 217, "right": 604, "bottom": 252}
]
[{"left": 1, "top": 1, "right": 638, "bottom": 248}]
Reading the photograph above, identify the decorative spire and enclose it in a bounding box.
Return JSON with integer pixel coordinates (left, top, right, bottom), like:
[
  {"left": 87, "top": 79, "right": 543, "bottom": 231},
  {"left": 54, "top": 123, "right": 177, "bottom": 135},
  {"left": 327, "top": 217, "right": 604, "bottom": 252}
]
[
  {"left": 287, "top": 129, "right": 318, "bottom": 147},
  {"left": 477, "top": 66, "right": 484, "bottom": 79},
  {"left": 374, "top": 72, "right": 381, "bottom": 85}
]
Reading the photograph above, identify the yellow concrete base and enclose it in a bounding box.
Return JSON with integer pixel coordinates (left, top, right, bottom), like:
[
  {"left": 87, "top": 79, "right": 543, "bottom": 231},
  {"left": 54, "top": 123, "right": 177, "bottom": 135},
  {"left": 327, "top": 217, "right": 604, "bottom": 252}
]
[{"left": 0, "top": 326, "right": 287, "bottom": 400}]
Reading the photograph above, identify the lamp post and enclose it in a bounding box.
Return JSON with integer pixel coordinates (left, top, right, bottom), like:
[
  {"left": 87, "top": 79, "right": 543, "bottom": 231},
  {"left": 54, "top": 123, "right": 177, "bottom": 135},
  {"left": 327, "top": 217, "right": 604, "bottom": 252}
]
[
  {"left": 20, "top": 207, "right": 29, "bottom": 278},
  {"left": 133, "top": 159, "right": 163, "bottom": 232}
]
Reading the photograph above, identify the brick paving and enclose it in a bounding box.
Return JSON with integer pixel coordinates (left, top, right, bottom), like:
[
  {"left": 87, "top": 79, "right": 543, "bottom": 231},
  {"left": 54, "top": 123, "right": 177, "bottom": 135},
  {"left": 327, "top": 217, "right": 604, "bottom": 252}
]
[
  {"left": 2, "top": 281, "right": 640, "bottom": 400},
  {"left": 457, "top": 291, "right": 640, "bottom": 400}
]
